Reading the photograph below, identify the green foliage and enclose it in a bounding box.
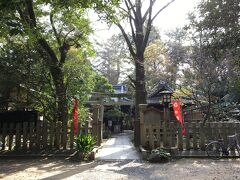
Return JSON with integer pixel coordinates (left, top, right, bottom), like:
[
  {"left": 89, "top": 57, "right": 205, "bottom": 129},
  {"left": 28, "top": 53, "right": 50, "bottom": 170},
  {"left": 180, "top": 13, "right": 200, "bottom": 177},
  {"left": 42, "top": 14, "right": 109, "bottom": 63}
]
[
  {"left": 104, "top": 109, "right": 125, "bottom": 119},
  {"left": 93, "top": 75, "right": 113, "bottom": 93},
  {"left": 148, "top": 148, "right": 171, "bottom": 163},
  {"left": 74, "top": 133, "right": 96, "bottom": 153},
  {"left": 64, "top": 48, "right": 95, "bottom": 100},
  {"left": 0, "top": 0, "right": 121, "bottom": 124},
  {"left": 0, "top": 39, "right": 55, "bottom": 114},
  {"left": 188, "top": 0, "right": 240, "bottom": 100}
]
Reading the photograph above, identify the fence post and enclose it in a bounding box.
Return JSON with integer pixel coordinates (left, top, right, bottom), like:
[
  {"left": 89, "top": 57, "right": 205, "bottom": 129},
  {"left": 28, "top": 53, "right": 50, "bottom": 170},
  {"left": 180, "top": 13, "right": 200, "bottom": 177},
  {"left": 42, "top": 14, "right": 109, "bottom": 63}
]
[
  {"left": 192, "top": 122, "right": 198, "bottom": 150},
  {"left": 42, "top": 121, "right": 48, "bottom": 149},
  {"left": 15, "top": 122, "right": 21, "bottom": 150},
  {"left": 2, "top": 123, "right": 7, "bottom": 150},
  {"left": 177, "top": 124, "right": 183, "bottom": 150},
  {"left": 222, "top": 123, "right": 227, "bottom": 144},
  {"left": 22, "top": 122, "right": 28, "bottom": 150},
  {"left": 70, "top": 121, "right": 74, "bottom": 149},
  {"left": 29, "top": 122, "right": 35, "bottom": 150},
  {"left": 199, "top": 122, "right": 205, "bottom": 151},
  {"left": 185, "top": 122, "right": 190, "bottom": 151},
  {"left": 205, "top": 123, "right": 211, "bottom": 142},
  {"left": 49, "top": 122, "right": 54, "bottom": 149},
  {"left": 36, "top": 120, "right": 41, "bottom": 150},
  {"left": 8, "top": 123, "right": 14, "bottom": 150}
]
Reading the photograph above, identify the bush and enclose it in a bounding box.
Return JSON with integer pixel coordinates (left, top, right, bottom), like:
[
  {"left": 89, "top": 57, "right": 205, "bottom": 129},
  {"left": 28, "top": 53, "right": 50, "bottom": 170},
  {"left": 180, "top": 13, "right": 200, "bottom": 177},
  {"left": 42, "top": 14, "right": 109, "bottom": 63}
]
[
  {"left": 74, "top": 134, "right": 96, "bottom": 153},
  {"left": 148, "top": 148, "right": 171, "bottom": 163}
]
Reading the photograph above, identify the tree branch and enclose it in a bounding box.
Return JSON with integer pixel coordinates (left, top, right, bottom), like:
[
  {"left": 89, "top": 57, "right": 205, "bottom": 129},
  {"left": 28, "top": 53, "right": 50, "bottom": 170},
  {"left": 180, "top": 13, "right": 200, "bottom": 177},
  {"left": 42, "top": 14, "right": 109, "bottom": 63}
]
[
  {"left": 116, "top": 23, "right": 136, "bottom": 57},
  {"left": 142, "top": 0, "right": 153, "bottom": 51},
  {"left": 50, "top": 13, "right": 62, "bottom": 46},
  {"left": 119, "top": 6, "right": 135, "bottom": 21},
  {"left": 142, "top": 0, "right": 157, "bottom": 23},
  {"left": 125, "top": 0, "right": 137, "bottom": 19},
  {"left": 38, "top": 38, "right": 59, "bottom": 66},
  {"left": 151, "top": 0, "right": 176, "bottom": 22},
  {"left": 63, "top": 29, "right": 75, "bottom": 43},
  {"left": 128, "top": 75, "right": 136, "bottom": 87},
  {"left": 129, "top": 15, "right": 136, "bottom": 44},
  {"left": 25, "top": 0, "right": 36, "bottom": 27}
]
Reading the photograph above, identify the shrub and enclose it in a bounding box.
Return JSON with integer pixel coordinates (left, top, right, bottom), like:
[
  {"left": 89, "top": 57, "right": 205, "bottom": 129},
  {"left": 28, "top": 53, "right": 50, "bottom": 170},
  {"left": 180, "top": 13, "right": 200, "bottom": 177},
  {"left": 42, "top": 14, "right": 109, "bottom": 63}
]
[
  {"left": 148, "top": 148, "right": 171, "bottom": 163},
  {"left": 74, "top": 134, "right": 96, "bottom": 153}
]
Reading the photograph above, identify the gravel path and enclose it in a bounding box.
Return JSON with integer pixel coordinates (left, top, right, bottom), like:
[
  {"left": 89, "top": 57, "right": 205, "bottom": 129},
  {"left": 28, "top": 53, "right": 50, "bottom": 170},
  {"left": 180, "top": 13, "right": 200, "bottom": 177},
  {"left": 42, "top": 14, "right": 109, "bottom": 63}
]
[
  {"left": 0, "top": 158, "right": 240, "bottom": 180},
  {"left": 96, "top": 132, "right": 141, "bottom": 160}
]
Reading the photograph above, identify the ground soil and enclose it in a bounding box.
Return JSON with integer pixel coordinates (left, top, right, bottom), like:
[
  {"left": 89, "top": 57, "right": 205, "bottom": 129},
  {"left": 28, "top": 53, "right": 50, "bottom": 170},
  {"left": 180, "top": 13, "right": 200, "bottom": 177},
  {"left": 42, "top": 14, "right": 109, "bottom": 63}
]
[{"left": 0, "top": 158, "right": 239, "bottom": 180}]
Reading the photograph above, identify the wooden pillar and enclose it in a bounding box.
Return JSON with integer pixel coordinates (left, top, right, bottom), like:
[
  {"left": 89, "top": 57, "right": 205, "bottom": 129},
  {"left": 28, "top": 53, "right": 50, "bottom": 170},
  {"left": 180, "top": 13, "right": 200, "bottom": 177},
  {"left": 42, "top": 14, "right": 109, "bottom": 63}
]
[
  {"left": 97, "top": 104, "right": 104, "bottom": 145},
  {"left": 92, "top": 105, "right": 100, "bottom": 146}
]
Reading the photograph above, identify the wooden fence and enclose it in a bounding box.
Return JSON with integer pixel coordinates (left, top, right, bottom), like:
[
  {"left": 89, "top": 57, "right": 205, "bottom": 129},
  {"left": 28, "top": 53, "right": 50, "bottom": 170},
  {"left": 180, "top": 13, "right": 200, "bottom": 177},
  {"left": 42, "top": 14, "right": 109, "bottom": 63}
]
[
  {"left": 0, "top": 104, "right": 104, "bottom": 151},
  {"left": 141, "top": 121, "right": 240, "bottom": 150},
  {"left": 0, "top": 120, "right": 92, "bottom": 151},
  {"left": 140, "top": 105, "right": 240, "bottom": 151}
]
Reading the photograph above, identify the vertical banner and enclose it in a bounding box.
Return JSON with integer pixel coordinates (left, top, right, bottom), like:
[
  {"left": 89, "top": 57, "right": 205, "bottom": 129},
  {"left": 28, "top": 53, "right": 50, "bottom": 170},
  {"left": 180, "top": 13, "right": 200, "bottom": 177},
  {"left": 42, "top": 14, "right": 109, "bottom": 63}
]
[
  {"left": 73, "top": 99, "right": 78, "bottom": 135},
  {"left": 172, "top": 100, "right": 186, "bottom": 136}
]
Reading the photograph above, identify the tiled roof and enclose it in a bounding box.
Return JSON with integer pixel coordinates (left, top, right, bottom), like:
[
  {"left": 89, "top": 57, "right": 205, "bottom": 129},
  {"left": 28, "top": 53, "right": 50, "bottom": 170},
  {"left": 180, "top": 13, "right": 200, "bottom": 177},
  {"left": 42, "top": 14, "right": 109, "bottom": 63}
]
[{"left": 148, "top": 81, "right": 174, "bottom": 98}]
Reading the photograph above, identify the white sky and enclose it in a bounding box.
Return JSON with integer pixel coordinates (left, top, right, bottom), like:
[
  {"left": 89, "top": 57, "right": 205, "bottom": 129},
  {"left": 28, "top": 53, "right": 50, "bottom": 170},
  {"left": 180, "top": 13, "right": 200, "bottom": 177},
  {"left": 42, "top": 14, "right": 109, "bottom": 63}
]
[{"left": 90, "top": 0, "right": 201, "bottom": 43}]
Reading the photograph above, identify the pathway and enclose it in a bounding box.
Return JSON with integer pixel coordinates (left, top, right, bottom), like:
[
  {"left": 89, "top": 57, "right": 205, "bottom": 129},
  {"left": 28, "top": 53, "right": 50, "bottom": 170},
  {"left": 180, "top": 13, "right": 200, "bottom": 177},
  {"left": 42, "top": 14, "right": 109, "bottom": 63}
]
[{"left": 96, "top": 131, "right": 141, "bottom": 160}]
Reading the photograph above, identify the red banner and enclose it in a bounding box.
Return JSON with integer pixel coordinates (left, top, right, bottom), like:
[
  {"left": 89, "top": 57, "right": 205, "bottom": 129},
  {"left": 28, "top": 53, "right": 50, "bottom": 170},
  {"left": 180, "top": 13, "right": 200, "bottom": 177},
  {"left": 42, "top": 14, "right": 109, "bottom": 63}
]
[
  {"left": 73, "top": 99, "right": 78, "bottom": 135},
  {"left": 172, "top": 100, "right": 186, "bottom": 136}
]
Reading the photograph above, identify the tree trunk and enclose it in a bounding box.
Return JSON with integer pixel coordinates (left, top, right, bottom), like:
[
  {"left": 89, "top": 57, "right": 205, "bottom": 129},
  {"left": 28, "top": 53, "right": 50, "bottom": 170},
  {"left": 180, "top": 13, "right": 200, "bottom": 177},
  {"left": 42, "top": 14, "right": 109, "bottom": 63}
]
[
  {"left": 50, "top": 66, "right": 68, "bottom": 148},
  {"left": 134, "top": 54, "right": 147, "bottom": 146}
]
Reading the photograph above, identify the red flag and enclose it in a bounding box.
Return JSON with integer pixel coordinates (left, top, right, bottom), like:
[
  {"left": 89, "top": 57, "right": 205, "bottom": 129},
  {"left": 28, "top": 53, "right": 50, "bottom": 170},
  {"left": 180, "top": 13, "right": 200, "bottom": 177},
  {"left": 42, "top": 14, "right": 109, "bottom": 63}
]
[
  {"left": 172, "top": 100, "right": 186, "bottom": 136},
  {"left": 73, "top": 99, "right": 78, "bottom": 135}
]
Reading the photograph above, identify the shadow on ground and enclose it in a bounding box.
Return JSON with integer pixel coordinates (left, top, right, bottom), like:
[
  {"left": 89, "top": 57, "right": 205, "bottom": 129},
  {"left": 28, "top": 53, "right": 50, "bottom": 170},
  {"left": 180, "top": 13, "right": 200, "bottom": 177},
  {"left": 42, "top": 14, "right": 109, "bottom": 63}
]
[{"left": 1, "top": 158, "right": 240, "bottom": 179}]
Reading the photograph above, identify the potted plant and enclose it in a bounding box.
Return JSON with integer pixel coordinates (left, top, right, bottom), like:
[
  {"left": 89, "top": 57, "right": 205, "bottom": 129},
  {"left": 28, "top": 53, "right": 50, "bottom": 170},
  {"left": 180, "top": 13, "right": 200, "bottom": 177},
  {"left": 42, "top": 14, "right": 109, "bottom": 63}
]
[{"left": 74, "top": 133, "right": 96, "bottom": 161}]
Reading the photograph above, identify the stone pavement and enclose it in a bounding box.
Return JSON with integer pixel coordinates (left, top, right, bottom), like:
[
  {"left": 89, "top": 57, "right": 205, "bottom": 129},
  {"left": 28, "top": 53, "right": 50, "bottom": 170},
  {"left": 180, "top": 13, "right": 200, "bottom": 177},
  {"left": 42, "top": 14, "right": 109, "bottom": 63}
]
[{"left": 96, "top": 131, "right": 141, "bottom": 160}]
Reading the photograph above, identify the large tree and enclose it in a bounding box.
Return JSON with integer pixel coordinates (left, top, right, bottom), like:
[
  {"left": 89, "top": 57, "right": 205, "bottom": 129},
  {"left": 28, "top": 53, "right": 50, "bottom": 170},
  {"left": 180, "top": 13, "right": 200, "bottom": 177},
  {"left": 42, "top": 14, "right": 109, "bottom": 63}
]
[
  {"left": 173, "top": 0, "right": 240, "bottom": 121},
  {"left": 0, "top": 0, "right": 118, "bottom": 124},
  {"left": 0, "top": 0, "right": 119, "bottom": 148},
  {"left": 196, "top": 0, "right": 240, "bottom": 102},
  {"left": 111, "top": 0, "right": 176, "bottom": 145}
]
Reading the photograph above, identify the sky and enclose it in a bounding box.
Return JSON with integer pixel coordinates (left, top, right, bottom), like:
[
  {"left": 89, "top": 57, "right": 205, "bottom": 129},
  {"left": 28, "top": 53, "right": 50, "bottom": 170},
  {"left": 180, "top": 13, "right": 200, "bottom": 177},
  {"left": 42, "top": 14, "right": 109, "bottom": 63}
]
[{"left": 90, "top": 0, "right": 201, "bottom": 43}]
